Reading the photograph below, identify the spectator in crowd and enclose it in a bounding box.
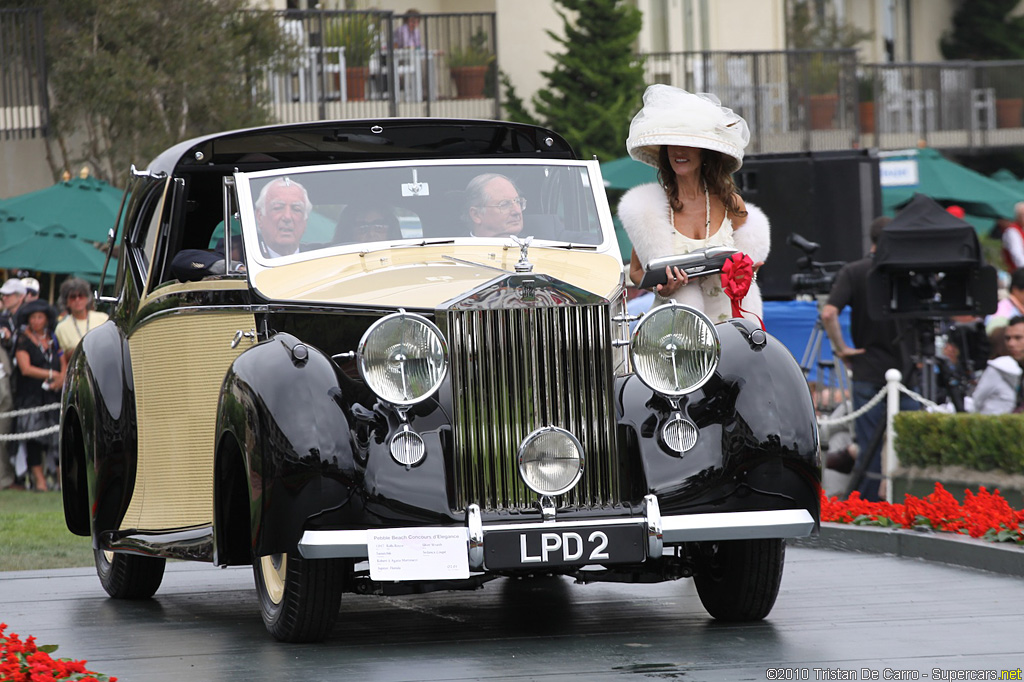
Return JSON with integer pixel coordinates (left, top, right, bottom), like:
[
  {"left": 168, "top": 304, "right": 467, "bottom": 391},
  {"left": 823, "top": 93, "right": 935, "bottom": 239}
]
[
  {"left": 0, "top": 340, "right": 14, "bottom": 489},
  {"left": 821, "top": 216, "right": 919, "bottom": 501},
  {"left": 986, "top": 267, "right": 1024, "bottom": 332},
  {"left": 993, "top": 205, "right": 1024, "bottom": 272},
  {"left": 21, "top": 277, "right": 39, "bottom": 304},
  {"left": 969, "top": 355, "right": 1021, "bottom": 415},
  {"left": 0, "top": 278, "right": 27, "bottom": 353},
  {"left": 393, "top": 9, "right": 422, "bottom": 49},
  {"left": 1005, "top": 315, "right": 1024, "bottom": 410},
  {"left": 55, "top": 278, "right": 109, "bottom": 355},
  {"left": 13, "top": 300, "right": 65, "bottom": 492}
]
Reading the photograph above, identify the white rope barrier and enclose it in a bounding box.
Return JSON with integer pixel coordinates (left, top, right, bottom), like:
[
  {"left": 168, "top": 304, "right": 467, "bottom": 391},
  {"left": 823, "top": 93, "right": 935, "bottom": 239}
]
[{"left": 0, "top": 402, "right": 61, "bottom": 442}]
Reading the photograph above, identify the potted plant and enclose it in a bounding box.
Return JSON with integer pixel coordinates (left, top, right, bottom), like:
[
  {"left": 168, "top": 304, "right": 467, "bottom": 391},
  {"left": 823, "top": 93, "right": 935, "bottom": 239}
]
[
  {"left": 448, "top": 29, "right": 494, "bottom": 99},
  {"left": 324, "top": 14, "right": 378, "bottom": 101},
  {"left": 858, "top": 74, "right": 876, "bottom": 134},
  {"left": 806, "top": 54, "right": 839, "bottom": 130}
]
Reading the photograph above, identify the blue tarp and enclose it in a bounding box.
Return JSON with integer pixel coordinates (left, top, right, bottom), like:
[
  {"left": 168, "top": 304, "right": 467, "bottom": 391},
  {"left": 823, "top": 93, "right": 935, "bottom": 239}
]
[{"left": 627, "top": 295, "right": 852, "bottom": 383}]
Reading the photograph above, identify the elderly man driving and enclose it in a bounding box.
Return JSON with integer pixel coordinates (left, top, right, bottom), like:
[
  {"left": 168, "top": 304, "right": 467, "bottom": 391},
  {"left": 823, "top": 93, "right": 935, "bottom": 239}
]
[{"left": 255, "top": 177, "right": 311, "bottom": 257}]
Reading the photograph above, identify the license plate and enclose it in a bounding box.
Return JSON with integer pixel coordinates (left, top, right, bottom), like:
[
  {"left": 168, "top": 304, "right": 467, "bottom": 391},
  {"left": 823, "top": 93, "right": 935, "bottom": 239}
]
[{"left": 483, "top": 524, "right": 646, "bottom": 570}]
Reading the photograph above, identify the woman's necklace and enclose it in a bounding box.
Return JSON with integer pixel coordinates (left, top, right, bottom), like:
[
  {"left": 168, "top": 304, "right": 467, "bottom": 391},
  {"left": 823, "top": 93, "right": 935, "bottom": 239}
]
[
  {"left": 669, "top": 183, "right": 711, "bottom": 245},
  {"left": 72, "top": 313, "right": 90, "bottom": 340}
]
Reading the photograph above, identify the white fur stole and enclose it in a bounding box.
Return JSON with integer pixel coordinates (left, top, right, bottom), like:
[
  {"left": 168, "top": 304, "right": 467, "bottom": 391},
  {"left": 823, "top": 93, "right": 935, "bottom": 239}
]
[{"left": 617, "top": 182, "right": 771, "bottom": 321}]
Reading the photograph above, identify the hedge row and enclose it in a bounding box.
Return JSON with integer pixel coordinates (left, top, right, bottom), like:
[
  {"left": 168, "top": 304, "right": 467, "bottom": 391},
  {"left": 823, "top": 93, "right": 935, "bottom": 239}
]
[{"left": 894, "top": 412, "right": 1024, "bottom": 474}]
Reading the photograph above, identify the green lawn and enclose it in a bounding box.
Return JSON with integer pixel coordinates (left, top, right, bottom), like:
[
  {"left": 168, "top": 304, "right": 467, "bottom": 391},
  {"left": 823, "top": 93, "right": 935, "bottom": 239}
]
[{"left": 0, "top": 489, "right": 95, "bottom": 571}]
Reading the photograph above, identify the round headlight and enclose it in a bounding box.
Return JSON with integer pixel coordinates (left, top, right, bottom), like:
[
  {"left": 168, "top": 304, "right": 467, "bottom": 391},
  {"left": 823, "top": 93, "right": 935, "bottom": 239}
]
[
  {"left": 518, "top": 427, "right": 584, "bottom": 496},
  {"left": 630, "top": 302, "right": 719, "bottom": 396},
  {"left": 390, "top": 426, "right": 426, "bottom": 467},
  {"left": 358, "top": 311, "right": 448, "bottom": 406}
]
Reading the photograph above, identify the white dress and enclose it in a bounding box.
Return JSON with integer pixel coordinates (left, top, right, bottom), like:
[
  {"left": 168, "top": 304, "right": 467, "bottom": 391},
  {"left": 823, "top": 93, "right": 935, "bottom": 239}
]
[{"left": 618, "top": 183, "right": 772, "bottom": 325}]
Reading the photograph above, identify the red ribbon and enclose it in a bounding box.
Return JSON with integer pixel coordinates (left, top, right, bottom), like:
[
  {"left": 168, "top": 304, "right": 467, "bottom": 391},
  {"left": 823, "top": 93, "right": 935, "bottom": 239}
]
[{"left": 720, "top": 252, "right": 764, "bottom": 330}]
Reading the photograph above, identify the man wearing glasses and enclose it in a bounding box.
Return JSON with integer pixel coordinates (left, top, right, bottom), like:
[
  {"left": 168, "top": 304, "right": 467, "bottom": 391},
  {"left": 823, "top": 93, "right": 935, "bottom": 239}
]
[{"left": 464, "top": 173, "right": 527, "bottom": 238}]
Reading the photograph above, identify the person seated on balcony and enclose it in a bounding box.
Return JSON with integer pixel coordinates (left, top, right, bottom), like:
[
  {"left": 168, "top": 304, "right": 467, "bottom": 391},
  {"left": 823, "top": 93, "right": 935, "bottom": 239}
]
[
  {"left": 618, "top": 84, "right": 771, "bottom": 325},
  {"left": 393, "top": 10, "right": 422, "bottom": 49},
  {"left": 334, "top": 202, "right": 402, "bottom": 244}
]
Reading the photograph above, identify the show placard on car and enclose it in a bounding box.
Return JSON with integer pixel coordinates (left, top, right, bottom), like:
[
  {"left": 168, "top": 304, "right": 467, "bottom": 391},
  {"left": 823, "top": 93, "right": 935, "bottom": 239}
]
[{"left": 368, "top": 528, "right": 469, "bottom": 581}]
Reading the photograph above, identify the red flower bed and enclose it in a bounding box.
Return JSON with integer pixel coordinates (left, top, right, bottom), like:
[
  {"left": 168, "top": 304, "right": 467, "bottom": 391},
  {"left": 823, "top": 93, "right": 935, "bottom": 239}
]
[
  {"left": 0, "top": 623, "right": 116, "bottom": 682},
  {"left": 822, "top": 482, "right": 1024, "bottom": 545}
]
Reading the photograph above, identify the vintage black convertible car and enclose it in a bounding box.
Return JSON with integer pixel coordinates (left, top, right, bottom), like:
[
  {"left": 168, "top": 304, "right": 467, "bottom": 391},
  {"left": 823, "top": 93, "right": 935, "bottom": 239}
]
[{"left": 60, "top": 119, "right": 820, "bottom": 642}]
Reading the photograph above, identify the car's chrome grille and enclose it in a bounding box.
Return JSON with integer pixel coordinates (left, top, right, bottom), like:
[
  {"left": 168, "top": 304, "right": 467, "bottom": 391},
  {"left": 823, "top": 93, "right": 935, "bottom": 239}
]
[{"left": 447, "top": 304, "right": 620, "bottom": 511}]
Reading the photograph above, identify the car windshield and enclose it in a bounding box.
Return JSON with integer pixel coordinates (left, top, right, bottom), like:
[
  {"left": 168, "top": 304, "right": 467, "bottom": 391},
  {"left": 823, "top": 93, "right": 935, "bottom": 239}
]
[{"left": 234, "top": 160, "right": 607, "bottom": 266}]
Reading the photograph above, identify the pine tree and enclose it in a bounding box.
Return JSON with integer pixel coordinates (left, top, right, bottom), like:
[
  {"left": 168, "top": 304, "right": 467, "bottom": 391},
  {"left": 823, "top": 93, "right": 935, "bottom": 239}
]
[
  {"left": 941, "top": 0, "right": 1024, "bottom": 60},
  {"left": 504, "top": 0, "right": 645, "bottom": 162}
]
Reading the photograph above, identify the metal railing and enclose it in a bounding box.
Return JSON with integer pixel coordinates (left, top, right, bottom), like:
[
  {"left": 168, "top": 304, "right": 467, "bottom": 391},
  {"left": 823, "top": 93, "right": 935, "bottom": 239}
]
[
  {"left": 0, "top": 8, "right": 48, "bottom": 140},
  {"left": 641, "top": 49, "right": 1024, "bottom": 154},
  {"left": 642, "top": 49, "right": 859, "bottom": 154},
  {"left": 857, "top": 60, "right": 1024, "bottom": 151},
  {"left": 260, "top": 10, "right": 498, "bottom": 124}
]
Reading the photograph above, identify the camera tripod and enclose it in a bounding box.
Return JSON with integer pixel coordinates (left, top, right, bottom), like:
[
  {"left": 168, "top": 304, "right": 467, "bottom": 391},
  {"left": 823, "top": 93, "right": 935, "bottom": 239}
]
[{"left": 798, "top": 298, "right": 850, "bottom": 415}]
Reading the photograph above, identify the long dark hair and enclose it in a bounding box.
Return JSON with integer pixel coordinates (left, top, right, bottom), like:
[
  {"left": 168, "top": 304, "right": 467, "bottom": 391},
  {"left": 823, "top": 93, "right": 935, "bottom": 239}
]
[{"left": 657, "top": 146, "right": 746, "bottom": 217}]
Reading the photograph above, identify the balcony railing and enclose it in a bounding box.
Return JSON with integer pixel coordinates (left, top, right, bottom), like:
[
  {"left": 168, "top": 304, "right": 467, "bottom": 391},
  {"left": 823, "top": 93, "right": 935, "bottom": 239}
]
[
  {"left": 641, "top": 49, "right": 1024, "bottom": 154},
  {"left": 260, "top": 10, "right": 498, "bottom": 124},
  {"left": 0, "top": 8, "right": 48, "bottom": 140}
]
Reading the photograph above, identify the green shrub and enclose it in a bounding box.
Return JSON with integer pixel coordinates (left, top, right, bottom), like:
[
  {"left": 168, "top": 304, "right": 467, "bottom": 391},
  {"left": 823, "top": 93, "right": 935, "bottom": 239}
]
[{"left": 894, "top": 412, "right": 1024, "bottom": 474}]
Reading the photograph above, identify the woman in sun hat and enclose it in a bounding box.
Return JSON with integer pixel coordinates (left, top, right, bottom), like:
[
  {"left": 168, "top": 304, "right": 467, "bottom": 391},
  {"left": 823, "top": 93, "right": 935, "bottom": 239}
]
[{"left": 617, "top": 85, "right": 771, "bottom": 324}]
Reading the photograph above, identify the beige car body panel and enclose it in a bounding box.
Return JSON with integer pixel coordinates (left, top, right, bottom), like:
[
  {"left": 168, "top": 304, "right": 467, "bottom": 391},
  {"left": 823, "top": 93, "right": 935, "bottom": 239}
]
[
  {"left": 121, "top": 279, "right": 255, "bottom": 531},
  {"left": 252, "top": 245, "right": 624, "bottom": 307}
]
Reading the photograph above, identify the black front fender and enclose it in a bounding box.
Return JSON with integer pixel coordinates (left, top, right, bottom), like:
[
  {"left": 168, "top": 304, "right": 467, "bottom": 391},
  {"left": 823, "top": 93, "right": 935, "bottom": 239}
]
[
  {"left": 216, "top": 333, "right": 361, "bottom": 557},
  {"left": 618, "top": 318, "right": 821, "bottom": 520}
]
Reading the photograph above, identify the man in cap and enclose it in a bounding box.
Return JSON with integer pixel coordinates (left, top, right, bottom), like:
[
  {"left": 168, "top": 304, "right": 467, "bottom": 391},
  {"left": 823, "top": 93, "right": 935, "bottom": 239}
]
[
  {"left": 0, "top": 278, "right": 25, "bottom": 489},
  {"left": 21, "top": 277, "right": 40, "bottom": 303},
  {"left": 0, "top": 278, "right": 27, "bottom": 353}
]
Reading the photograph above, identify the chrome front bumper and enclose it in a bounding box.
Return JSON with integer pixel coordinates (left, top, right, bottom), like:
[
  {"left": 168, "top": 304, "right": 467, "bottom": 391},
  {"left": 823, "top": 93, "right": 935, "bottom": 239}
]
[{"left": 297, "top": 494, "right": 816, "bottom": 570}]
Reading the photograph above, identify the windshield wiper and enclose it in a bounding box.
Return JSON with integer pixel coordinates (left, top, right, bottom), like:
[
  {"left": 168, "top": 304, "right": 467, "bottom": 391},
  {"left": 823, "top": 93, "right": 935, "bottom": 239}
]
[
  {"left": 543, "top": 242, "right": 599, "bottom": 250},
  {"left": 441, "top": 254, "right": 513, "bottom": 275},
  {"left": 397, "top": 238, "right": 456, "bottom": 247}
]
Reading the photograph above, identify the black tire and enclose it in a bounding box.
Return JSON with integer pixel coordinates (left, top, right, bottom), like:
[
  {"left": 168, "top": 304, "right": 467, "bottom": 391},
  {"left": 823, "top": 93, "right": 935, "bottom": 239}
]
[
  {"left": 94, "top": 549, "right": 166, "bottom": 599},
  {"left": 692, "top": 538, "right": 785, "bottom": 621},
  {"left": 253, "top": 552, "right": 345, "bottom": 643}
]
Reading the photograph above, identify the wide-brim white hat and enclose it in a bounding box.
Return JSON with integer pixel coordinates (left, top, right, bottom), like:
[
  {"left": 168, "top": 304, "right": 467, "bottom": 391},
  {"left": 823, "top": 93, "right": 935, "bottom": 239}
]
[{"left": 626, "top": 85, "right": 750, "bottom": 173}]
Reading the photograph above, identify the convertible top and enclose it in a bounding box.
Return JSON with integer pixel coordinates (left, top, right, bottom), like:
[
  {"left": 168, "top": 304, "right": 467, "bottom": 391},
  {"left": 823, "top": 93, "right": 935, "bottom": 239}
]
[{"left": 146, "top": 119, "right": 578, "bottom": 176}]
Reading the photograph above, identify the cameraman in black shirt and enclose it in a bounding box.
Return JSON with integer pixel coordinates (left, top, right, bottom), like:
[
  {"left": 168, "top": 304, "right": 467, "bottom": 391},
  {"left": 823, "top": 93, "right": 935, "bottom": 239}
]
[{"left": 820, "top": 217, "right": 918, "bottom": 501}]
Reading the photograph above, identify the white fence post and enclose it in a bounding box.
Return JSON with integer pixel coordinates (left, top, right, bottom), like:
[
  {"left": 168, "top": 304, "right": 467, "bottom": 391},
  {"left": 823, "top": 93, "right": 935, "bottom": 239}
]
[{"left": 884, "top": 368, "right": 902, "bottom": 504}]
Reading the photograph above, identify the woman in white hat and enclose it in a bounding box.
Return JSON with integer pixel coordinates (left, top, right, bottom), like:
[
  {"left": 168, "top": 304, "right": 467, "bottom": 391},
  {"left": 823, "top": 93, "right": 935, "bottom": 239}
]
[{"left": 618, "top": 85, "right": 771, "bottom": 324}]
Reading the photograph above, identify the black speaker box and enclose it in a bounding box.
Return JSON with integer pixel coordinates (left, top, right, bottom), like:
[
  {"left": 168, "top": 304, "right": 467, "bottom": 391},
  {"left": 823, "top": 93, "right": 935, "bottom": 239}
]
[{"left": 735, "top": 149, "right": 882, "bottom": 300}]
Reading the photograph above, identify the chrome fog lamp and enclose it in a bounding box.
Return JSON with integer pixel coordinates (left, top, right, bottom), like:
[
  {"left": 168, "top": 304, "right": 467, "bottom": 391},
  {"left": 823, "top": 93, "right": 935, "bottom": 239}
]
[
  {"left": 630, "top": 302, "right": 719, "bottom": 396},
  {"left": 517, "top": 427, "right": 584, "bottom": 496},
  {"left": 358, "top": 311, "right": 448, "bottom": 406},
  {"left": 662, "top": 414, "right": 698, "bottom": 454},
  {"left": 390, "top": 426, "right": 426, "bottom": 466}
]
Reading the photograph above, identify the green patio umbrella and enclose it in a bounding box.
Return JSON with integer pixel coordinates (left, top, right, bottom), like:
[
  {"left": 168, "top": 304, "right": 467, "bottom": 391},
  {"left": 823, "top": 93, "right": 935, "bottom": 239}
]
[
  {"left": 0, "top": 223, "right": 112, "bottom": 277},
  {"left": 991, "top": 168, "right": 1024, "bottom": 195},
  {"left": 881, "top": 148, "right": 1024, "bottom": 222},
  {"left": 0, "top": 174, "right": 123, "bottom": 243},
  {"left": 0, "top": 210, "right": 39, "bottom": 249},
  {"left": 599, "top": 156, "right": 657, "bottom": 190}
]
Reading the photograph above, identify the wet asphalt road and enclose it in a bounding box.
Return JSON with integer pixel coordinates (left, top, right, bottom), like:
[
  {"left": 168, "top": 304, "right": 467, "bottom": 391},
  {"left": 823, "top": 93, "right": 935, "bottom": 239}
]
[{"left": 2, "top": 545, "right": 1022, "bottom": 681}]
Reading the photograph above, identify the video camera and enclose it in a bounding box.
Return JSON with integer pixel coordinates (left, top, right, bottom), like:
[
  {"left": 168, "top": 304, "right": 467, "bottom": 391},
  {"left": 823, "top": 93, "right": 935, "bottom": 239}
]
[
  {"left": 787, "top": 233, "right": 846, "bottom": 296},
  {"left": 867, "top": 194, "right": 997, "bottom": 320}
]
